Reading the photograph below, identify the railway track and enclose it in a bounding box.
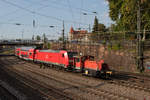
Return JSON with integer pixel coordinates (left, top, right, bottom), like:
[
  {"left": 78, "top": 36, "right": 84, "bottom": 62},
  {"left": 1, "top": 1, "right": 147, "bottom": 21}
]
[
  {"left": 0, "top": 68, "right": 27, "bottom": 100},
  {"left": 12, "top": 70, "right": 73, "bottom": 100},
  {"left": 0, "top": 84, "right": 17, "bottom": 100},
  {"left": 108, "top": 79, "right": 150, "bottom": 92},
  {"left": 1, "top": 57, "right": 134, "bottom": 100},
  {"left": 21, "top": 66, "right": 132, "bottom": 100},
  {"left": 0, "top": 62, "right": 73, "bottom": 100},
  {"left": 1, "top": 56, "right": 150, "bottom": 100},
  {"left": 23, "top": 58, "right": 150, "bottom": 93},
  {"left": 107, "top": 71, "right": 150, "bottom": 93}
]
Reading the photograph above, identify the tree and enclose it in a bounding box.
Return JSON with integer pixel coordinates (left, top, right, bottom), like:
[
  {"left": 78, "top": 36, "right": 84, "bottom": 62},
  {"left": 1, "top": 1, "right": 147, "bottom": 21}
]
[
  {"left": 92, "top": 16, "right": 106, "bottom": 33},
  {"left": 32, "top": 35, "right": 34, "bottom": 40},
  {"left": 91, "top": 16, "right": 107, "bottom": 42},
  {"left": 92, "top": 16, "right": 99, "bottom": 33},
  {"left": 42, "top": 33, "right": 48, "bottom": 49},
  {"left": 58, "top": 36, "right": 67, "bottom": 42},
  {"left": 47, "top": 42, "right": 51, "bottom": 49},
  {"left": 36, "top": 35, "right": 41, "bottom": 40},
  {"left": 107, "top": 0, "right": 150, "bottom": 31},
  {"left": 42, "top": 33, "right": 48, "bottom": 43},
  {"left": 58, "top": 37, "right": 63, "bottom": 41},
  {"left": 108, "top": 24, "right": 116, "bottom": 32},
  {"left": 98, "top": 23, "right": 106, "bottom": 32}
]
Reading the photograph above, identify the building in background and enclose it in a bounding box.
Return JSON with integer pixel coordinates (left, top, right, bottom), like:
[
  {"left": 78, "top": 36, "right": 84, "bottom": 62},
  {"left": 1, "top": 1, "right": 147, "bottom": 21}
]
[{"left": 69, "top": 27, "right": 91, "bottom": 42}]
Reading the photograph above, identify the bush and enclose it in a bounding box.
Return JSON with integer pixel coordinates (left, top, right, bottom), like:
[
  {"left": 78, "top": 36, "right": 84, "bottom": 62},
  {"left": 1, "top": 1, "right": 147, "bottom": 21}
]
[
  {"left": 108, "top": 42, "right": 122, "bottom": 51},
  {"left": 47, "top": 43, "right": 51, "bottom": 49}
]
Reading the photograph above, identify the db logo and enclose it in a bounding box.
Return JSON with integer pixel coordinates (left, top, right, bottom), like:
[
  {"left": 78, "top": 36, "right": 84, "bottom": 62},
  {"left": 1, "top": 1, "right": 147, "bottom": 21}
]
[{"left": 46, "top": 55, "right": 48, "bottom": 59}]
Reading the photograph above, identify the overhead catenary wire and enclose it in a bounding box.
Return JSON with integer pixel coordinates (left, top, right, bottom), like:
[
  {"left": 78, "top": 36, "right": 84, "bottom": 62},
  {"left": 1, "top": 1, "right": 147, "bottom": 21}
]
[
  {"left": 0, "top": 22, "right": 61, "bottom": 28},
  {"left": 1, "top": 0, "right": 150, "bottom": 40},
  {"left": 0, "top": 0, "right": 114, "bottom": 29},
  {"left": 1, "top": 0, "right": 62, "bottom": 21},
  {"left": 1, "top": 0, "right": 150, "bottom": 26},
  {"left": 0, "top": 0, "right": 49, "bottom": 18},
  {"left": 1, "top": 0, "right": 89, "bottom": 26},
  {"left": 0, "top": 22, "right": 30, "bottom": 26},
  {"left": 66, "top": 0, "right": 75, "bottom": 26},
  {"left": 45, "top": 0, "right": 94, "bottom": 14},
  {"left": 0, "top": 0, "right": 57, "bottom": 25},
  {"left": 22, "top": 0, "right": 84, "bottom": 15},
  {"left": 79, "top": 0, "right": 83, "bottom": 28}
]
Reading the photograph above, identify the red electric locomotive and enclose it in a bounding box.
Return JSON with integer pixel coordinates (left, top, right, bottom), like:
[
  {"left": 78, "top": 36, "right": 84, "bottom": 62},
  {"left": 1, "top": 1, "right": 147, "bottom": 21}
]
[{"left": 34, "top": 50, "right": 77, "bottom": 69}]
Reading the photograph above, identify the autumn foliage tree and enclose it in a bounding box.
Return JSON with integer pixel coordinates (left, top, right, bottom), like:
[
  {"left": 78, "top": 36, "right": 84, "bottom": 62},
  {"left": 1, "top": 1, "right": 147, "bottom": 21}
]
[{"left": 107, "top": 0, "right": 150, "bottom": 31}]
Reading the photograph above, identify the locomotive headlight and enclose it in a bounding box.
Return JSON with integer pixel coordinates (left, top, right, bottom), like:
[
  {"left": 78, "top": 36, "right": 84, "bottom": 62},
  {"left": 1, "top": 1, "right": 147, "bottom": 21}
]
[
  {"left": 106, "top": 71, "right": 112, "bottom": 75},
  {"left": 85, "top": 70, "right": 88, "bottom": 75}
]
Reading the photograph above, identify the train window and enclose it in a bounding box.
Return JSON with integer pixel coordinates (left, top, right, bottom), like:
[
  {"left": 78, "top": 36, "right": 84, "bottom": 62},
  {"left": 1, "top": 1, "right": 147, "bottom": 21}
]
[
  {"left": 62, "top": 54, "right": 64, "bottom": 57},
  {"left": 102, "top": 63, "right": 108, "bottom": 70},
  {"left": 88, "top": 56, "right": 94, "bottom": 61},
  {"left": 30, "top": 53, "right": 32, "bottom": 56},
  {"left": 89, "top": 57, "right": 94, "bottom": 61},
  {"left": 68, "top": 52, "right": 78, "bottom": 58}
]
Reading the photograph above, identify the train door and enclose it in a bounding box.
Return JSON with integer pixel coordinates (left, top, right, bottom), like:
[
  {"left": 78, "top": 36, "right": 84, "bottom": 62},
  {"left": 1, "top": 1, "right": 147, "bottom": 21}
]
[{"left": 59, "top": 53, "right": 63, "bottom": 66}]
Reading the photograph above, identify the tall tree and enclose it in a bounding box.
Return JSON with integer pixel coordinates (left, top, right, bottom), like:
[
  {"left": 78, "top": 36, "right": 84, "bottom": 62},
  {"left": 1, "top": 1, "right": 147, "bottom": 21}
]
[
  {"left": 107, "top": 0, "right": 150, "bottom": 31},
  {"left": 92, "top": 16, "right": 106, "bottom": 33},
  {"left": 91, "top": 16, "right": 107, "bottom": 42},
  {"left": 36, "top": 35, "right": 41, "bottom": 40},
  {"left": 92, "top": 16, "right": 99, "bottom": 33}
]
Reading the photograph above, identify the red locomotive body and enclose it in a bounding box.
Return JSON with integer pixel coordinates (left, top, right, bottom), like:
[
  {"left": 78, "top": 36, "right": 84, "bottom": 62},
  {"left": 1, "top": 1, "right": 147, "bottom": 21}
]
[
  {"left": 84, "top": 59, "right": 112, "bottom": 76},
  {"left": 74, "top": 56, "right": 112, "bottom": 77},
  {"left": 35, "top": 50, "right": 77, "bottom": 69}
]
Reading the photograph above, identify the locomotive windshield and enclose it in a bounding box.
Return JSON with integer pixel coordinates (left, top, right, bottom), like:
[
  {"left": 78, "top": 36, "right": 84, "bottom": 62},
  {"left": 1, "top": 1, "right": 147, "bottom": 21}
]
[
  {"left": 68, "top": 52, "right": 78, "bottom": 58},
  {"left": 76, "top": 58, "right": 80, "bottom": 62}
]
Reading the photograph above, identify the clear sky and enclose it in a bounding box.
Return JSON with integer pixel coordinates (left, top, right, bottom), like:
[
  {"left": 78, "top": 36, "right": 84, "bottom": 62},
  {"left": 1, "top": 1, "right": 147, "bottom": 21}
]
[{"left": 0, "top": 0, "right": 112, "bottom": 40}]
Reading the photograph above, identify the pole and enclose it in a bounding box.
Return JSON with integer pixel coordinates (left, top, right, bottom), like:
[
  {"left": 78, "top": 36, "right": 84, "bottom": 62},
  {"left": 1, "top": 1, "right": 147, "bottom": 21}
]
[
  {"left": 33, "top": 20, "right": 35, "bottom": 41},
  {"left": 137, "top": 1, "right": 144, "bottom": 72},
  {"left": 89, "top": 24, "right": 91, "bottom": 32},
  {"left": 22, "top": 29, "right": 24, "bottom": 40},
  {"left": 62, "top": 20, "right": 65, "bottom": 50}
]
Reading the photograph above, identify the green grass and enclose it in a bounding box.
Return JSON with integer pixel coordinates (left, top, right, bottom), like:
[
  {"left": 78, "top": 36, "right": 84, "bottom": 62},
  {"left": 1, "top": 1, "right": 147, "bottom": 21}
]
[{"left": 0, "top": 50, "right": 14, "bottom": 55}]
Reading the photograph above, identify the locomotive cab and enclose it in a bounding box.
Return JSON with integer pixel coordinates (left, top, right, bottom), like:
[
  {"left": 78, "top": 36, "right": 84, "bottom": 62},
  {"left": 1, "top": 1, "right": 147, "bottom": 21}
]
[
  {"left": 73, "top": 56, "right": 82, "bottom": 71},
  {"left": 73, "top": 56, "right": 94, "bottom": 72},
  {"left": 66, "top": 52, "right": 78, "bottom": 69}
]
